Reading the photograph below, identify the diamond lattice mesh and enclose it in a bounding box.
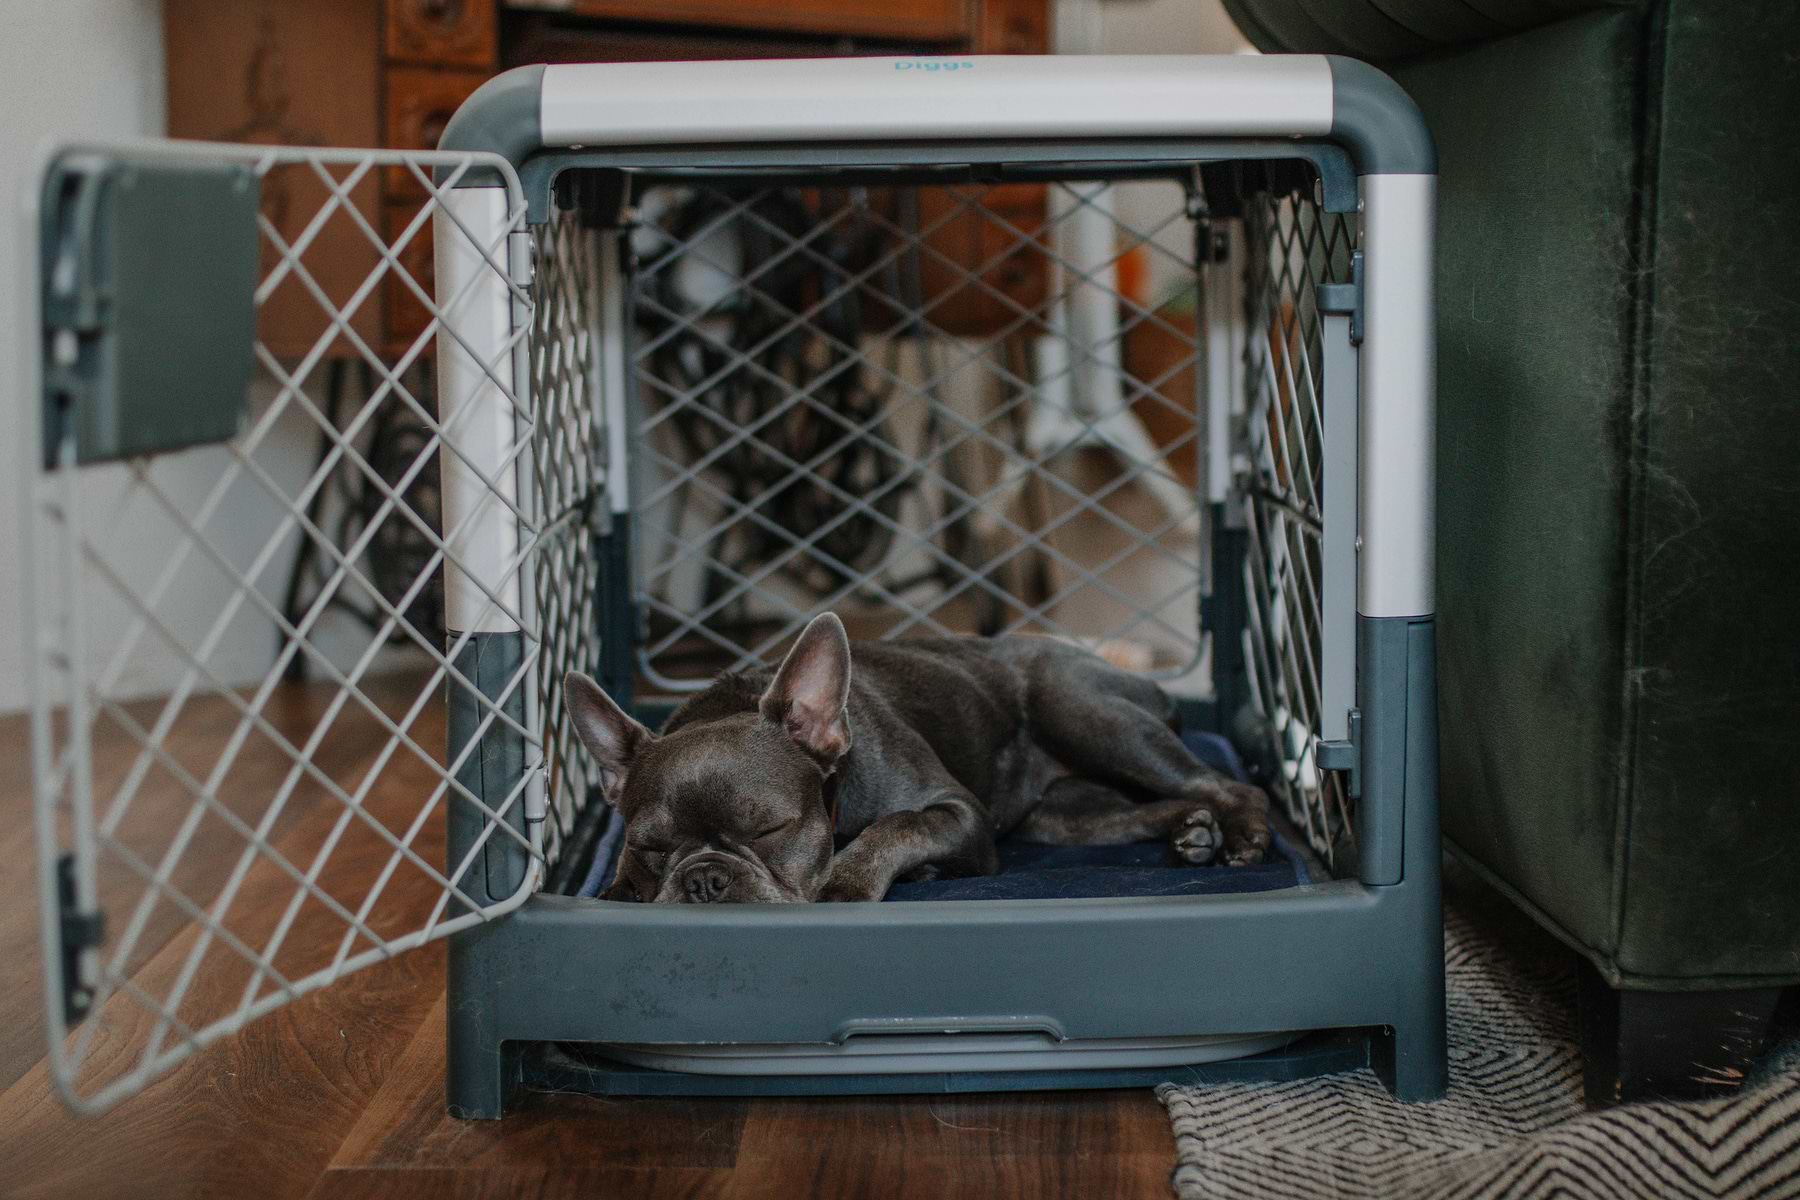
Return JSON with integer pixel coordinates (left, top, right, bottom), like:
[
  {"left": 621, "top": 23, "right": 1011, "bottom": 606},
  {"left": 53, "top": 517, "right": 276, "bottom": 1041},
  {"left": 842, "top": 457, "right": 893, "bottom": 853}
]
[
  {"left": 29, "top": 146, "right": 599, "bottom": 1111},
  {"left": 1239, "top": 185, "right": 1357, "bottom": 869},
  {"left": 621, "top": 180, "right": 1210, "bottom": 690},
  {"left": 528, "top": 210, "right": 606, "bottom": 865}
]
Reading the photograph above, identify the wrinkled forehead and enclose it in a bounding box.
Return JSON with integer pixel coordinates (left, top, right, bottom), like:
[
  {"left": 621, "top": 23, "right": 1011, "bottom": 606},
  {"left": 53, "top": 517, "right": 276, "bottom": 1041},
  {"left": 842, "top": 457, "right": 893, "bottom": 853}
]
[{"left": 624, "top": 716, "right": 818, "bottom": 830}]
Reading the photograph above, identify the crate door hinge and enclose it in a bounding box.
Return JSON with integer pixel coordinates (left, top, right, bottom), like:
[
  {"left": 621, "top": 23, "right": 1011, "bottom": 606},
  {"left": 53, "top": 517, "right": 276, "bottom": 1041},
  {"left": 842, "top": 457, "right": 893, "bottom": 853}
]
[
  {"left": 1317, "top": 709, "right": 1362, "bottom": 799},
  {"left": 1313, "top": 250, "right": 1365, "bottom": 345},
  {"left": 56, "top": 854, "right": 104, "bottom": 1025}
]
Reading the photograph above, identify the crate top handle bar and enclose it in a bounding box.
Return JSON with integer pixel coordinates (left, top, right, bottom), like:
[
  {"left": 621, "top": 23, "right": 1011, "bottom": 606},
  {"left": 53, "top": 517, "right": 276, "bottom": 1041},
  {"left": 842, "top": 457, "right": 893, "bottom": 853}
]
[
  {"left": 443, "top": 55, "right": 1432, "bottom": 177},
  {"left": 437, "top": 53, "right": 1437, "bottom": 620}
]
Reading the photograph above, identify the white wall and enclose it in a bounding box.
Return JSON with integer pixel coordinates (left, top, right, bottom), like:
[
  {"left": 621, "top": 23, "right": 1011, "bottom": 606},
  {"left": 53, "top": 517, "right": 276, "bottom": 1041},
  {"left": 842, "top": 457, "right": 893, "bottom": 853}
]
[
  {"left": 1099, "top": 0, "right": 1248, "bottom": 55},
  {"left": 1096, "top": 0, "right": 1252, "bottom": 305},
  {"left": 0, "top": 0, "right": 168, "bottom": 713},
  {"left": 1, "top": 1, "right": 394, "bottom": 715}
]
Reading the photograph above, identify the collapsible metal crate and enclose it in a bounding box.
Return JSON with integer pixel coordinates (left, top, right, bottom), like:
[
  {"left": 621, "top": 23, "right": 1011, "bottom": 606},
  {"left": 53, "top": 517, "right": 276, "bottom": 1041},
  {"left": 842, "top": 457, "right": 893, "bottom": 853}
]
[{"left": 25, "top": 55, "right": 1443, "bottom": 1119}]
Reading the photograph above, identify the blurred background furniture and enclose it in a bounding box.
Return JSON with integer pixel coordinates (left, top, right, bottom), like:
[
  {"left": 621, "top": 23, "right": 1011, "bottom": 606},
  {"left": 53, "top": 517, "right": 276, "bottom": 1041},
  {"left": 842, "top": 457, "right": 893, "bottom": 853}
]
[
  {"left": 163, "top": 0, "right": 1051, "bottom": 675},
  {"left": 1220, "top": 0, "right": 1800, "bottom": 1104},
  {"left": 164, "top": 0, "right": 1049, "bottom": 359}
]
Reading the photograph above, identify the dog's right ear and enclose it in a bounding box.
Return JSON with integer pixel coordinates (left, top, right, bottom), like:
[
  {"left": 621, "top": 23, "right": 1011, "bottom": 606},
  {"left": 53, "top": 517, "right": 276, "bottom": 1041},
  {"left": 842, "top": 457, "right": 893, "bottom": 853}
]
[
  {"left": 760, "top": 612, "right": 852, "bottom": 766},
  {"left": 564, "top": 672, "right": 653, "bottom": 785}
]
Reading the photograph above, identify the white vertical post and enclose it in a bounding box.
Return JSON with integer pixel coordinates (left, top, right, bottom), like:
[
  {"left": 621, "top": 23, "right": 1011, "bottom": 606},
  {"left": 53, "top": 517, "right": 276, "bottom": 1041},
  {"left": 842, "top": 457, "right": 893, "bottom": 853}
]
[
  {"left": 1319, "top": 309, "right": 1358, "bottom": 743},
  {"left": 1203, "top": 222, "right": 1243, "bottom": 506},
  {"left": 598, "top": 232, "right": 631, "bottom": 518},
  {"left": 1356, "top": 174, "right": 1436, "bottom": 619},
  {"left": 435, "top": 186, "right": 524, "bottom": 636},
  {"left": 1056, "top": 182, "right": 1127, "bottom": 427}
]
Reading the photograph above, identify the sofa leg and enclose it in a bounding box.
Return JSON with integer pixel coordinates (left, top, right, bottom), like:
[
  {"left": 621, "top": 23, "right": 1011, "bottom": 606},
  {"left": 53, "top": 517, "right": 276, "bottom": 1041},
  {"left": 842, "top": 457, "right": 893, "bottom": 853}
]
[{"left": 1576, "top": 960, "right": 1781, "bottom": 1107}]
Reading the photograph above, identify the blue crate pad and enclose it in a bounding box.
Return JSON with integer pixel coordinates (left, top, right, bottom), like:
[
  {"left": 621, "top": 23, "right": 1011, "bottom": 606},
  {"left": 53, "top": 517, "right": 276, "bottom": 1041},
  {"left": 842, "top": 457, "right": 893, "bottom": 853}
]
[{"left": 575, "top": 730, "right": 1312, "bottom": 902}]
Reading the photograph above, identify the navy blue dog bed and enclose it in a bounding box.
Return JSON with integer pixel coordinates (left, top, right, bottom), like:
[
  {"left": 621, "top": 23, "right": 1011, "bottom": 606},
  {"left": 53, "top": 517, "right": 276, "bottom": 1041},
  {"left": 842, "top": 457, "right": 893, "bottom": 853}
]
[{"left": 576, "top": 731, "right": 1311, "bottom": 901}]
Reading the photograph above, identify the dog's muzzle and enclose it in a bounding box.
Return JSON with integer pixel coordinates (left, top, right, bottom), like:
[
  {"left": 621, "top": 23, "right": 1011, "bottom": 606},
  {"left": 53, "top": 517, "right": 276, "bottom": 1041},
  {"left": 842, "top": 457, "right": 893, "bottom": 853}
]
[
  {"left": 668, "top": 852, "right": 744, "bottom": 903},
  {"left": 681, "top": 860, "right": 733, "bottom": 902},
  {"left": 655, "top": 848, "right": 795, "bottom": 904}
]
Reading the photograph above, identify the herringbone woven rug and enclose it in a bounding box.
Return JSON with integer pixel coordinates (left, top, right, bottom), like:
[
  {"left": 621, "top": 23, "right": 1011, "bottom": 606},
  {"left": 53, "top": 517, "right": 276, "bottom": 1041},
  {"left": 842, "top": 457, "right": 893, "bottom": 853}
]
[{"left": 1158, "top": 902, "right": 1799, "bottom": 1198}]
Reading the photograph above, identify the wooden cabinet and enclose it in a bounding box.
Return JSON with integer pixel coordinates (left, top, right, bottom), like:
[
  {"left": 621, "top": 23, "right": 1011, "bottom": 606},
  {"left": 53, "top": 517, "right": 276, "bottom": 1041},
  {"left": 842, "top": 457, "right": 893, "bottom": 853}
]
[
  {"left": 909, "top": 184, "right": 1050, "bottom": 338},
  {"left": 163, "top": 0, "right": 1049, "bottom": 359},
  {"left": 165, "top": 0, "right": 385, "bottom": 361},
  {"left": 383, "top": 67, "right": 489, "bottom": 177},
  {"left": 386, "top": 0, "right": 497, "bottom": 68},
  {"left": 977, "top": 0, "right": 1051, "bottom": 54},
  {"left": 528, "top": 0, "right": 973, "bottom": 42}
]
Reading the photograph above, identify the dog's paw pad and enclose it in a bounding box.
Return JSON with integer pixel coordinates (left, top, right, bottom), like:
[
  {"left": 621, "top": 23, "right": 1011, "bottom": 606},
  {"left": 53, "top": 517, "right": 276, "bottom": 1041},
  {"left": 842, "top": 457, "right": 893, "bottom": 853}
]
[
  {"left": 1172, "top": 808, "right": 1222, "bottom": 865},
  {"left": 1221, "top": 830, "right": 1271, "bottom": 867}
]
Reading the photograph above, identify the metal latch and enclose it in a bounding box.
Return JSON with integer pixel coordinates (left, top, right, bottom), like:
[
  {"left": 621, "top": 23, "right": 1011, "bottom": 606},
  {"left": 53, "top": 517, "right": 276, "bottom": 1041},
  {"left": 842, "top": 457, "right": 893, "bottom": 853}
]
[
  {"left": 508, "top": 228, "right": 535, "bottom": 288},
  {"left": 40, "top": 154, "right": 261, "bottom": 468},
  {"left": 1314, "top": 250, "right": 1365, "bottom": 345},
  {"left": 1316, "top": 708, "right": 1362, "bottom": 799},
  {"left": 57, "top": 854, "right": 104, "bottom": 1025}
]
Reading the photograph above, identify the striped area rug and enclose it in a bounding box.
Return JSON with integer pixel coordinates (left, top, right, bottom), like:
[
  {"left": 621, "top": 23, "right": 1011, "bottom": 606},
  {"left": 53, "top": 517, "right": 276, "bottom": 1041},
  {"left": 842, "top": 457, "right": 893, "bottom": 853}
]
[{"left": 1157, "top": 899, "right": 1800, "bottom": 1199}]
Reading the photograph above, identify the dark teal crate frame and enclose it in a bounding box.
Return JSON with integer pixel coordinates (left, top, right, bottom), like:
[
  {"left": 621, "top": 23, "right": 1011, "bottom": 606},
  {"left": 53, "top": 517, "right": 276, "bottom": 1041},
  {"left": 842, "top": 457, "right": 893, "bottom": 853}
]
[{"left": 438, "top": 59, "right": 1445, "bottom": 1118}]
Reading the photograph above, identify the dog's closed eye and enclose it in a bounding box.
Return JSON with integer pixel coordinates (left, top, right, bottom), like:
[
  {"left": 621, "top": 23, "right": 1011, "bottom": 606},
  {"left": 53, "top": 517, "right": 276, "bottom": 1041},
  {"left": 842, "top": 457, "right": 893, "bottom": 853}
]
[{"left": 750, "top": 820, "right": 793, "bottom": 847}]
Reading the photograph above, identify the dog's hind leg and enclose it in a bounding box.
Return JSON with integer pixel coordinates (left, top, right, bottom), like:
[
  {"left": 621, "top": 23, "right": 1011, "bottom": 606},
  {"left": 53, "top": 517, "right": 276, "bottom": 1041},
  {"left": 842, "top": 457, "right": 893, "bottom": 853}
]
[
  {"left": 1026, "top": 654, "right": 1272, "bottom": 866},
  {"left": 1013, "top": 778, "right": 1223, "bottom": 865}
]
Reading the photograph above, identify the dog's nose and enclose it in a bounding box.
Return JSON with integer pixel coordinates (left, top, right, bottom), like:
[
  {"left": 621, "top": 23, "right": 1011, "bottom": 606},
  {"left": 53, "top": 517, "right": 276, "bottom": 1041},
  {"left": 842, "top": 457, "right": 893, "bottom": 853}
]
[{"left": 683, "top": 863, "right": 732, "bottom": 903}]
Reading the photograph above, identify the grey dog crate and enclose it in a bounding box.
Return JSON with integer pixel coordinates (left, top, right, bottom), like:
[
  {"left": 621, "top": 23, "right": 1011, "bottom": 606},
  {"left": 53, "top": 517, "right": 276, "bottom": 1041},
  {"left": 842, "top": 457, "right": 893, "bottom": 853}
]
[{"left": 26, "top": 55, "right": 1442, "bottom": 1118}]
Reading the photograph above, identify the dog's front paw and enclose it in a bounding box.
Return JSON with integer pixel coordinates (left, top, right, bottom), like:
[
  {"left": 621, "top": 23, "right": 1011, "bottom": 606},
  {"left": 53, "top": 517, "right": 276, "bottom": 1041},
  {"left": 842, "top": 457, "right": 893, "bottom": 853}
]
[
  {"left": 817, "top": 882, "right": 884, "bottom": 902},
  {"left": 817, "top": 869, "right": 886, "bottom": 902},
  {"left": 1171, "top": 806, "right": 1223, "bottom": 865}
]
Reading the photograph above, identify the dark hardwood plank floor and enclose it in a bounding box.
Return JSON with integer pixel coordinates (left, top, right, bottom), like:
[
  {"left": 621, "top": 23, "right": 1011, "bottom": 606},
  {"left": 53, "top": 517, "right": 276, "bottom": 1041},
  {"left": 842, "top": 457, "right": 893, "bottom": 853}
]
[{"left": 0, "top": 678, "right": 1179, "bottom": 1198}]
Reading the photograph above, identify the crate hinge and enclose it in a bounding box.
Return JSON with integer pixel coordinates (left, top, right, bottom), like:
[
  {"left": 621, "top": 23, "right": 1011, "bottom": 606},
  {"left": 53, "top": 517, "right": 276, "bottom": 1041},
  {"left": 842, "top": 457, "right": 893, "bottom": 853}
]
[
  {"left": 56, "top": 854, "right": 104, "bottom": 1025},
  {"left": 1314, "top": 250, "right": 1365, "bottom": 345},
  {"left": 1317, "top": 708, "right": 1362, "bottom": 799}
]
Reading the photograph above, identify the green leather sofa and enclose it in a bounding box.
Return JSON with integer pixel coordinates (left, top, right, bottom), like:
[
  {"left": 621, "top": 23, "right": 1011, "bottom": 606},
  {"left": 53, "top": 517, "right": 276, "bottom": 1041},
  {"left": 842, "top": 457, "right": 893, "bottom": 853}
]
[{"left": 1220, "top": 0, "right": 1800, "bottom": 1102}]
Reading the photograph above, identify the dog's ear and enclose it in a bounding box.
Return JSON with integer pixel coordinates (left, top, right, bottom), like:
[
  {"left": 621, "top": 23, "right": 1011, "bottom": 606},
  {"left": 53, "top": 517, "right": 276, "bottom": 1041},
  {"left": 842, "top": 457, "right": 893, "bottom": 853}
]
[
  {"left": 565, "top": 672, "right": 653, "bottom": 787},
  {"left": 760, "top": 613, "right": 852, "bottom": 765}
]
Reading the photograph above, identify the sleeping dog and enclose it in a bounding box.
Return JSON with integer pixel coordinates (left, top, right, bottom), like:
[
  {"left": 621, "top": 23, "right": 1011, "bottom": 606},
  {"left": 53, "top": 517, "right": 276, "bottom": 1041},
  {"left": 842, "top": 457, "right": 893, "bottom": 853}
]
[{"left": 566, "top": 613, "right": 1272, "bottom": 903}]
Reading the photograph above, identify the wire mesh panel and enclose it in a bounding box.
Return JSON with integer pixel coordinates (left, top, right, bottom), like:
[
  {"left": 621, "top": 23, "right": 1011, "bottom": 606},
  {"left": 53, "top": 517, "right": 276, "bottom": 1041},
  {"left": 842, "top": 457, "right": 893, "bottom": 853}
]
[
  {"left": 26, "top": 143, "right": 598, "bottom": 1112},
  {"left": 620, "top": 178, "right": 1211, "bottom": 691},
  {"left": 1238, "top": 185, "right": 1357, "bottom": 869},
  {"left": 528, "top": 209, "right": 606, "bottom": 863}
]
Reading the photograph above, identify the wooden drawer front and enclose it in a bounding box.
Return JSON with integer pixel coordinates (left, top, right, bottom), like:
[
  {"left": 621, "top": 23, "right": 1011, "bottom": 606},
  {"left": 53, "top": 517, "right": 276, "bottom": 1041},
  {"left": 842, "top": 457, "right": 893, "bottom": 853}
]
[
  {"left": 165, "top": 0, "right": 382, "bottom": 360},
  {"left": 533, "top": 0, "right": 971, "bottom": 42},
  {"left": 384, "top": 67, "right": 488, "bottom": 197},
  {"left": 1124, "top": 314, "right": 1201, "bottom": 491},
  {"left": 911, "top": 184, "right": 1049, "bottom": 338},
  {"left": 978, "top": 0, "right": 1050, "bottom": 53},
  {"left": 507, "top": 20, "right": 924, "bottom": 66},
  {"left": 386, "top": 0, "right": 496, "bottom": 68},
  {"left": 383, "top": 203, "right": 439, "bottom": 352}
]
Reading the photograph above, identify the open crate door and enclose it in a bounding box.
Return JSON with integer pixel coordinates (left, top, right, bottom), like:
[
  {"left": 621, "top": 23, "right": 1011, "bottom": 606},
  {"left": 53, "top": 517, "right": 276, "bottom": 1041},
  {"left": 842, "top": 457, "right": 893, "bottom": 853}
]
[{"left": 23, "top": 140, "right": 603, "bottom": 1113}]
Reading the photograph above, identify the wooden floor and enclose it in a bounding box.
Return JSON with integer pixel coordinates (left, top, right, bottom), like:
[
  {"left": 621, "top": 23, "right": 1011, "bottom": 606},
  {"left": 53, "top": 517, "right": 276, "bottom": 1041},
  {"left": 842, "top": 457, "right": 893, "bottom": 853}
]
[{"left": 0, "top": 682, "right": 1179, "bottom": 1199}]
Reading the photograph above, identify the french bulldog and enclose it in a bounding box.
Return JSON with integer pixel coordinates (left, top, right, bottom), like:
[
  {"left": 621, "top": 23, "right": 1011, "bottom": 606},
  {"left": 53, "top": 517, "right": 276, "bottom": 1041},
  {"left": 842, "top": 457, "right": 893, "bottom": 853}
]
[{"left": 566, "top": 612, "right": 1272, "bottom": 903}]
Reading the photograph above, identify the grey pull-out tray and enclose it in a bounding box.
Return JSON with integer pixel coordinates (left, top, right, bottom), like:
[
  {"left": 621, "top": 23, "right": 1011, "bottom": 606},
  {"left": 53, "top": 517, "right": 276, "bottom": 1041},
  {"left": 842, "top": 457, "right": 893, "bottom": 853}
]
[{"left": 601, "top": 1031, "right": 1297, "bottom": 1076}]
